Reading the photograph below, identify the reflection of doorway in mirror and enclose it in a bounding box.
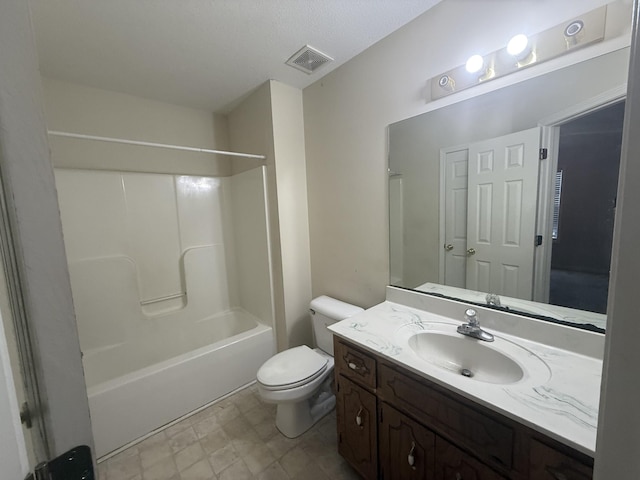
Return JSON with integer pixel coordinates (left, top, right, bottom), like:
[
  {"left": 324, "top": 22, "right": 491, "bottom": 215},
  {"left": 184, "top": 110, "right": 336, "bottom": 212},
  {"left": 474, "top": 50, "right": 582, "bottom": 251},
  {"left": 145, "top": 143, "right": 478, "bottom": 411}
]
[
  {"left": 549, "top": 101, "right": 624, "bottom": 314},
  {"left": 441, "top": 128, "right": 541, "bottom": 300}
]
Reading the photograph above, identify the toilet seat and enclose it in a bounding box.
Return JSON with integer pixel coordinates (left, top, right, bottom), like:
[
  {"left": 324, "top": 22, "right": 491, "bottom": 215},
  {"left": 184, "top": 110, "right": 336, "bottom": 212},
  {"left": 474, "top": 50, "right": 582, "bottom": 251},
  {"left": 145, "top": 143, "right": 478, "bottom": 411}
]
[{"left": 257, "top": 345, "right": 329, "bottom": 391}]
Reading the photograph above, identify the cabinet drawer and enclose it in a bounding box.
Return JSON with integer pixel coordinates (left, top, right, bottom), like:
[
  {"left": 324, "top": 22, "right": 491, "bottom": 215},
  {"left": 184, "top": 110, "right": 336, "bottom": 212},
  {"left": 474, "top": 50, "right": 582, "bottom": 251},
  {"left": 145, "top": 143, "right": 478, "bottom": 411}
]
[
  {"left": 334, "top": 338, "right": 377, "bottom": 389},
  {"left": 336, "top": 375, "right": 378, "bottom": 480},
  {"left": 378, "top": 363, "right": 514, "bottom": 469},
  {"left": 435, "top": 436, "right": 507, "bottom": 480},
  {"left": 529, "top": 439, "right": 593, "bottom": 480}
]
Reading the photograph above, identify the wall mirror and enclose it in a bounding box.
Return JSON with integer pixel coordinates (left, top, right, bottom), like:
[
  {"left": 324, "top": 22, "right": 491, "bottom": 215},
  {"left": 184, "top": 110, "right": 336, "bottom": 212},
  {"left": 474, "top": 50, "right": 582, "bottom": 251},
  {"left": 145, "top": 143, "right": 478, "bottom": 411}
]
[{"left": 388, "top": 47, "right": 631, "bottom": 332}]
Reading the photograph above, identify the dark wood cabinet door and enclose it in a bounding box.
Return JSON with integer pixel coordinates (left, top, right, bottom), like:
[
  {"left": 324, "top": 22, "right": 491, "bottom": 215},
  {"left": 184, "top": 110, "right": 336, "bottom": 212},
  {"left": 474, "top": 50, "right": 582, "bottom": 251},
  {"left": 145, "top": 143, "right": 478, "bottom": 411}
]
[
  {"left": 435, "top": 437, "right": 506, "bottom": 480},
  {"left": 529, "top": 439, "right": 593, "bottom": 480},
  {"left": 336, "top": 375, "right": 378, "bottom": 479},
  {"left": 379, "top": 403, "right": 436, "bottom": 480}
]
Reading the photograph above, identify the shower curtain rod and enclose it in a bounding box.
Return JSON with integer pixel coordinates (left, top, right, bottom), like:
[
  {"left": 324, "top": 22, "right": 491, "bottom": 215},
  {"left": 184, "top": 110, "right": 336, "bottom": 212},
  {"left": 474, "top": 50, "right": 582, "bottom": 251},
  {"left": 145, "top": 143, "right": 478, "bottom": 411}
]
[{"left": 47, "top": 130, "right": 267, "bottom": 160}]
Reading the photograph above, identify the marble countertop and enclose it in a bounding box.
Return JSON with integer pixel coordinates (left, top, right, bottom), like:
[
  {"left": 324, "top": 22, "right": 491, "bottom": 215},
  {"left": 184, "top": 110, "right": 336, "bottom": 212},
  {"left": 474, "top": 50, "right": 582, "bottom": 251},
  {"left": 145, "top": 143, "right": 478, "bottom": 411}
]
[{"left": 329, "top": 300, "right": 602, "bottom": 456}]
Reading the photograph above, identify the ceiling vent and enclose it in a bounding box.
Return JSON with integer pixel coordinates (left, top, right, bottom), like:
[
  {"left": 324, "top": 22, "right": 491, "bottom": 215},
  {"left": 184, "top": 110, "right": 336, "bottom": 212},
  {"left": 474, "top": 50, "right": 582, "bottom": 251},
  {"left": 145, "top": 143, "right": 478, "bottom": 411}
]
[{"left": 286, "top": 45, "right": 333, "bottom": 74}]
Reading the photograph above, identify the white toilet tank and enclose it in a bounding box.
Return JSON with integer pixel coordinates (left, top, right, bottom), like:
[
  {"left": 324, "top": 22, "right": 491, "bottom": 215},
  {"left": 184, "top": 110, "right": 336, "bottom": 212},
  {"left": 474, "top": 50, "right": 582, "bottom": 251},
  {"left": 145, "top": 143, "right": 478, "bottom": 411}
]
[{"left": 310, "top": 296, "right": 364, "bottom": 355}]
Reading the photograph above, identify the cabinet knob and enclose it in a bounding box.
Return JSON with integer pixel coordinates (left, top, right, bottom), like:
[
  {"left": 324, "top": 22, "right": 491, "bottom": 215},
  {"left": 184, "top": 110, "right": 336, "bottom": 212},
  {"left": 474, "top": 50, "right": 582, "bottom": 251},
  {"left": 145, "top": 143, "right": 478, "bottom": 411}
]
[
  {"left": 348, "top": 362, "right": 359, "bottom": 370},
  {"left": 466, "top": 248, "right": 476, "bottom": 256},
  {"left": 444, "top": 243, "right": 454, "bottom": 251},
  {"left": 455, "top": 473, "right": 463, "bottom": 480},
  {"left": 355, "top": 407, "right": 363, "bottom": 427}
]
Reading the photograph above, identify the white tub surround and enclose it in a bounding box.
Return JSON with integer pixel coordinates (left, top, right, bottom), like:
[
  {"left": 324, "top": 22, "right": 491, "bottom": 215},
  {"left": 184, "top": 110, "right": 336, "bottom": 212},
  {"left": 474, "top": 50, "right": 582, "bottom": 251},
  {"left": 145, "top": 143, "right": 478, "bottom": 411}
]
[
  {"left": 329, "top": 287, "right": 603, "bottom": 457},
  {"left": 55, "top": 165, "right": 276, "bottom": 457}
]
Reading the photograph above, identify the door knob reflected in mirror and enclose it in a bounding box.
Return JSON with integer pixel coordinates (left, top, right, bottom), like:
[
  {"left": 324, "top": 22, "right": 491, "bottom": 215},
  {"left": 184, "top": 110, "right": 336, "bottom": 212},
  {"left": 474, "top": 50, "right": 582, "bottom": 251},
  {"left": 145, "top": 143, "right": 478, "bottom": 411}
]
[
  {"left": 467, "top": 248, "right": 476, "bottom": 256},
  {"left": 444, "top": 244, "right": 454, "bottom": 251}
]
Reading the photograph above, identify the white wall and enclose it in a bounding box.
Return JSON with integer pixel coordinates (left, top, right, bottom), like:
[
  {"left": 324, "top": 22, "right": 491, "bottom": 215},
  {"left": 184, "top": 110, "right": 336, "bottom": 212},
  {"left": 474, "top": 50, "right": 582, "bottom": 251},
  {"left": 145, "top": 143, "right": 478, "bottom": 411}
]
[{"left": 303, "top": 0, "right": 631, "bottom": 308}]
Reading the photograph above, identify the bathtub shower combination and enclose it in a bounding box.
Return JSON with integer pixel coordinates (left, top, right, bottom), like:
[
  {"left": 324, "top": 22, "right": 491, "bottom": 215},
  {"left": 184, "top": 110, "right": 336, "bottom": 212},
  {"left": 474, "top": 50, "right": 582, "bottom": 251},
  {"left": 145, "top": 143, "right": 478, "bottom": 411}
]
[{"left": 55, "top": 166, "right": 275, "bottom": 457}]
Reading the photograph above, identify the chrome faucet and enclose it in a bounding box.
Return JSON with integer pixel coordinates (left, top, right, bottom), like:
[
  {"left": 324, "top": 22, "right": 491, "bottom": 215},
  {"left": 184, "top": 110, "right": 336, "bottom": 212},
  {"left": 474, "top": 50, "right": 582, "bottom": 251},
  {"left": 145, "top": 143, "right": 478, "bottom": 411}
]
[{"left": 457, "top": 309, "right": 494, "bottom": 342}]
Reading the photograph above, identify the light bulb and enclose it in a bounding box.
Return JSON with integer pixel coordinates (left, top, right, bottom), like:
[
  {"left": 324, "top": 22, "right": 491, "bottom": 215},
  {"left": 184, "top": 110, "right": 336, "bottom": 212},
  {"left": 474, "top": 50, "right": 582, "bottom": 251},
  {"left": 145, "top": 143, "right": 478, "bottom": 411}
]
[
  {"left": 465, "top": 55, "right": 484, "bottom": 74},
  {"left": 507, "top": 34, "right": 529, "bottom": 57}
]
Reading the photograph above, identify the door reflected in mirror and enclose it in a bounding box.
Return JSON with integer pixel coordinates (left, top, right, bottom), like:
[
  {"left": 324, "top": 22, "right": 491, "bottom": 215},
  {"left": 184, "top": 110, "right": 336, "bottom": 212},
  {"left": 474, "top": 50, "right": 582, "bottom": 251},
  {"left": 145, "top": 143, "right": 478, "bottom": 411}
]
[{"left": 388, "top": 48, "right": 629, "bottom": 332}]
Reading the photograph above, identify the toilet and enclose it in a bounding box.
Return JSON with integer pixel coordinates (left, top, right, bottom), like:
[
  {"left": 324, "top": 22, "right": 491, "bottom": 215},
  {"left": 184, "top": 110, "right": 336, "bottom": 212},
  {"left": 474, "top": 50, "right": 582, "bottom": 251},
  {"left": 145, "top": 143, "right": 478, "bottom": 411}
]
[{"left": 256, "top": 295, "right": 364, "bottom": 438}]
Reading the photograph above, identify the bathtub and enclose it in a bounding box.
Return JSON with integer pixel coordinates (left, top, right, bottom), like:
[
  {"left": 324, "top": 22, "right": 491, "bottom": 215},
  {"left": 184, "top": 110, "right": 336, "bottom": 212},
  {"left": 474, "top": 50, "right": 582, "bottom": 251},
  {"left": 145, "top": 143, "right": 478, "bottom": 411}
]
[{"left": 87, "top": 309, "right": 274, "bottom": 457}]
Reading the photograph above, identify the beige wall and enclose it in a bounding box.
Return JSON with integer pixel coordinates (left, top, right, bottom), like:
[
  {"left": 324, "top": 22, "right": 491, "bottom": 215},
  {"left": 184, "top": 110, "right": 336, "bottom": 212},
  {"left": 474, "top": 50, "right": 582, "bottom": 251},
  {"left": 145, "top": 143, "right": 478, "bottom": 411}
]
[
  {"left": 595, "top": 4, "right": 640, "bottom": 476},
  {"left": 270, "top": 82, "right": 313, "bottom": 347},
  {"left": 43, "top": 78, "right": 231, "bottom": 176},
  {"left": 0, "top": 0, "right": 93, "bottom": 459},
  {"left": 228, "top": 80, "right": 312, "bottom": 350},
  {"left": 228, "top": 82, "right": 285, "bottom": 351},
  {"left": 303, "top": 0, "right": 629, "bottom": 309}
]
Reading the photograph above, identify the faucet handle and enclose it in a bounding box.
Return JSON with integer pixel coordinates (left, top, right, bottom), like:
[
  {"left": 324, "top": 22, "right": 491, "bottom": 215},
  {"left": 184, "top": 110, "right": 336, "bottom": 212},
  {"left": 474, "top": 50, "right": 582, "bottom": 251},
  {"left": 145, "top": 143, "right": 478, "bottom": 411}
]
[{"left": 465, "top": 309, "right": 478, "bottom": 326}]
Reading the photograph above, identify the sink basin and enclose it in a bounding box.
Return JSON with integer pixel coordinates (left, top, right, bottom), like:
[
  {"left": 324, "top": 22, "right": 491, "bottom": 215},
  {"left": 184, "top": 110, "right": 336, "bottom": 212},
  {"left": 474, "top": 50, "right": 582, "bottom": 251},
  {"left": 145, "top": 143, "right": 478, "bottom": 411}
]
[{"left": 407, "top": 328, "right": 550, "bottom": 385}]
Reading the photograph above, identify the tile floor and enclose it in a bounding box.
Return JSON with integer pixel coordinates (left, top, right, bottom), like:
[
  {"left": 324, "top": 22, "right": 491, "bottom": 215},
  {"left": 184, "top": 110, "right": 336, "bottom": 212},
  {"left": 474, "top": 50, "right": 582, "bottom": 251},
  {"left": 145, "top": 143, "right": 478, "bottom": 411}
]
[{"left": 97, "top": 384, "right": 361, "bottom": 480}]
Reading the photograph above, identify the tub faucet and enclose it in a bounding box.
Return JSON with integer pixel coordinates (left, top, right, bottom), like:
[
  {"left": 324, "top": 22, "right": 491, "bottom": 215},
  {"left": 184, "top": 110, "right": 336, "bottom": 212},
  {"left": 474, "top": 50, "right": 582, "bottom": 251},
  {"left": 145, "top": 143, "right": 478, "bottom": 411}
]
[{"left": 457, "top": 309, "right": 494, "bottom": 342}]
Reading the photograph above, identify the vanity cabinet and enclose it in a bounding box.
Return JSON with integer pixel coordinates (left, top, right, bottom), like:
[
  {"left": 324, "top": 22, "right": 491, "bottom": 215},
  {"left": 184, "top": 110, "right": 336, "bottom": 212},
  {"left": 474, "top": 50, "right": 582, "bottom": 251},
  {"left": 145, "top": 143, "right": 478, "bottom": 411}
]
[{"left": 333, "top": 337, "right": 594, "bottom": 480}]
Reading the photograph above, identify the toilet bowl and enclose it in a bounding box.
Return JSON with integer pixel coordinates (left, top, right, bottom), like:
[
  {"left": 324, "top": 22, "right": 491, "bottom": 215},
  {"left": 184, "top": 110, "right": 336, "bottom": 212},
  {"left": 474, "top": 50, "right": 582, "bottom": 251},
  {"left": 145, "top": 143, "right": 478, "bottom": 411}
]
[{"left": 256, "top": 296, "right": 363, "bottom": 438}]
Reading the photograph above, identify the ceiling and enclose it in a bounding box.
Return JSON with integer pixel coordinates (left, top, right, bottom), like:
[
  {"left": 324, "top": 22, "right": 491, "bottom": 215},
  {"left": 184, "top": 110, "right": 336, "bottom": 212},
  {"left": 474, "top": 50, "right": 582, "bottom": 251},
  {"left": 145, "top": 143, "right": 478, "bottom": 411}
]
[{"left": 29, "top": 0, "right": 442, "bottom": 113}]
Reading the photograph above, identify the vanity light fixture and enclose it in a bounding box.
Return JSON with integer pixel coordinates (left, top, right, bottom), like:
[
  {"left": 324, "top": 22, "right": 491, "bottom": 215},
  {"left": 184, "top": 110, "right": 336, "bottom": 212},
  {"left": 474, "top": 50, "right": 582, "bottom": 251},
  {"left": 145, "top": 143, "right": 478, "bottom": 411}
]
[
  {"left": 438, "top": 74, "right": 455, "bottom": 92},
  {"left": 564, "top": 20, "right": 584, "bottom": 38},
  {"left": 466, "top": 54, "right": 495, "bottom": 83},
  {"left": 465, "top": 54, "right": 485, "bottom": 74},
  {"left": 507, "top": 33, "right": 536, "bottom": 67},
  {"left": 507, "top": 34, "right": 530, "bottom": 58},
  {"left": 564, "top": 20, "right": 584, "bottom": 47},
  {"left": 429, "top": 5, "right": 606, "bottom": 100}
]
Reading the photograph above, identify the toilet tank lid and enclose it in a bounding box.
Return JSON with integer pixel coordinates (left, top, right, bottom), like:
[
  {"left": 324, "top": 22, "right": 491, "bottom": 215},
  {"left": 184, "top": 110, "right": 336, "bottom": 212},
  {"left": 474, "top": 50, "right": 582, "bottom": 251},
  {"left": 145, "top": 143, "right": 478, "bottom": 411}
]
[{"left": 310, "top": 295, "right": 364, "bottom": 320}]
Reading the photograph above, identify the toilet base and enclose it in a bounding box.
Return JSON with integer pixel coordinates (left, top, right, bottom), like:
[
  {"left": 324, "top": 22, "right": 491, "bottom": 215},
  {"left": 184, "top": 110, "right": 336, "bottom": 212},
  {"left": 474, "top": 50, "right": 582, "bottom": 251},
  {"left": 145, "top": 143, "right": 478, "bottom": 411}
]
[{"left": 275, "top": 389, "right": 336, "bottom": 438}]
